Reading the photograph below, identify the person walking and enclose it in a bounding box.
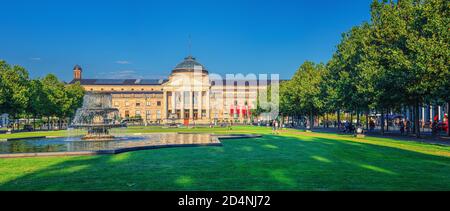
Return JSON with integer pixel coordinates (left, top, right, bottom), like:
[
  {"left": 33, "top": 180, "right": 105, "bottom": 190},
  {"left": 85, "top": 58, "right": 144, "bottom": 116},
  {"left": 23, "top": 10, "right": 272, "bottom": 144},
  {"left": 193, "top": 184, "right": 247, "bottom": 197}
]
[
  {"left": 369, "top": 120, "right": 375, "bottom": 132},
  {"left": 406, "top": 120, "right": 411, "bottom": 135},
  {"left": 274, "top": 120, "right": 279, "bottom": 135},
  {"left": 432, "top": 119, "right": 438, "bottom": 136},
  {"left": 271, "top": 120, "right": 276, "bottom": 134},
  {"left": 399, "top": 119, "right": 405, "bottom": 135}
]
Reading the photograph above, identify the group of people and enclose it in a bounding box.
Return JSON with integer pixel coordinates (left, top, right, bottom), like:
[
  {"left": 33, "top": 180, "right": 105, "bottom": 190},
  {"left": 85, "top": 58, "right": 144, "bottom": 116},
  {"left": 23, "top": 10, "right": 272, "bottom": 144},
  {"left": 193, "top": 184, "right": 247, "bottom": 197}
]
[
  {"left": 342, "top": 121, "right": 356, "bottom": 134},
  {"left": 399, "top": 118, "right": 442, "bottom": 136},
  {"left": 398, "top": 119, "right": 412, "bottom": 135},
  {"left": 271, "top": 119, "right": 281, "bottom": 134}
]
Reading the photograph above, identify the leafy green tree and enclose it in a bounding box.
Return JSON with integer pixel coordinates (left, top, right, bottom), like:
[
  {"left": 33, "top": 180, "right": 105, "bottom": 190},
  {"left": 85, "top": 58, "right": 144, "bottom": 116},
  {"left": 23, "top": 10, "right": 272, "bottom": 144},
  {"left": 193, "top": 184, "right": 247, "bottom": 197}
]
[
  {"left": 41, "top": 74, "right": 66, "bottom": 130},
  {"left": 328, "top": 23, "right": 381, "bottom": 130},
  {"left": 370, "top": 0, "right": 449, "bottom": 137},
  {"left": 0, "top": 61, "right": 30, "bottom": 130},
  {"left": 407, "top": 0, "right": 449, "bottom": 136},
  {"left": 291, "top": 61, "right": 327, "bottom": 129},
  {"left": 63, "top": 82, "right": 85, "bottom": 121},
  {"left": 0, "top": 61, "right": 6, "bottom": 112},
  {"left": 27, "top": 79, "right": 49, "bottom": 129}
]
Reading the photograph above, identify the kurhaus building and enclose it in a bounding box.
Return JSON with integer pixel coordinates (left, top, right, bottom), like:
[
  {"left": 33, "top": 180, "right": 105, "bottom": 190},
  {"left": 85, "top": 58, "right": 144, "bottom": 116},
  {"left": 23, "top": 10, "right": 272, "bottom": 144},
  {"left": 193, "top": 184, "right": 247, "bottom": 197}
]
[{"left": 69, "top": 56, "right": 274, "bottom": 125}]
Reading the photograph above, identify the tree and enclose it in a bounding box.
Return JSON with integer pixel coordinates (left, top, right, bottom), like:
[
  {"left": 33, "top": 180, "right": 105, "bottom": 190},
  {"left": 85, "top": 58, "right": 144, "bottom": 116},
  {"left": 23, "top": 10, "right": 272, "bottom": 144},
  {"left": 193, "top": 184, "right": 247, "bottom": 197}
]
[
  {"left": 370, "top": 0, "right": 449, "bottom": 137},
  {"left": 328, "top": 23, "right": 381, "bottom": 131},
  {"left": 63, "top": 82, "right": 85, "bottom": 121},
  {"left": 408, "top": 0, "right": 450, "bottom": 136},
  {"left": 291, "top": 61, "right": 328, "bottom": 129},
  {"left": 41, "top": 74, "right": 66, "bottom": 130},
  {"left": 0, "top": 61, "right": 30, "bottom": 130},
  {"left": 0, "top": 61, "right": 6, "bottom": 112},
  {"left": 28, "top": 79, "right": 49, "bottom": 129}
]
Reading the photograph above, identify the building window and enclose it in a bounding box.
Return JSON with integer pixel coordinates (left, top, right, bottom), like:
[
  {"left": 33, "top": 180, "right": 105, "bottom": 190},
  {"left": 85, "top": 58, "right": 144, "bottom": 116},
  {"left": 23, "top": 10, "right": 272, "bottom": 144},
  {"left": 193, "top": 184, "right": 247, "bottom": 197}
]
[
  {"left": 141, "top": 88, "right": 144, "bottom": 91},
  {"left": 157, "top": 101, "right": 161, "bottom": 106},
  {"left": 121, "top": 88, "right": 124, "bottom": 91},
  {"left": 146, "top": 110, "right": 151, "bottom": 120},
  {"left": 131, "top": 88, "right": 134, "bottom": 91},
  {"left": 146, "top": 101, "right": 151, "bottom": 106},
  {"left": 156, "top": 110, "right": 161, "bottom": 119},
  {"left": 111, "top": 88, "right": 114, "bottom": 91},
  {"left": 136, "top": 102, "right": 141, "bottom": 107},
  {"left": 125, "top": 111, "right": 130, "bottom": 118},
  {"left": 136, "top": 110, "right": 141, "bottom": 117},
  {"left": 125, "top": 101, "right": 130, "bottom": 107},
  {"left": 202, "top": 110, "right": 207, "bottom": 118},
  {"left": 114, "top": 102, "right": 119, "bottom": 107}
]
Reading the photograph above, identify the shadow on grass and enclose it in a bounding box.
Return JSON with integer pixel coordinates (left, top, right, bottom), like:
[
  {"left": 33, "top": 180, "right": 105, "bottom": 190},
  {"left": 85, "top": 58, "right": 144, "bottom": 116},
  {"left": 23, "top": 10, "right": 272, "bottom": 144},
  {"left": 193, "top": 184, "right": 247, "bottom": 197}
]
[{"left": 0, "top": 135, "right": 449, "bottom": 191}]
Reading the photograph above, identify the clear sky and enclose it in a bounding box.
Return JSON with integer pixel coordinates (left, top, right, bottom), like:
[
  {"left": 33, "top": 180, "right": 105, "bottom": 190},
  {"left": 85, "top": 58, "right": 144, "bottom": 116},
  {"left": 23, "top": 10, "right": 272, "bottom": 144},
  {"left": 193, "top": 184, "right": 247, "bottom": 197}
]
[{"left": 0, "top": 0, "right": 373, "bottom": 81}]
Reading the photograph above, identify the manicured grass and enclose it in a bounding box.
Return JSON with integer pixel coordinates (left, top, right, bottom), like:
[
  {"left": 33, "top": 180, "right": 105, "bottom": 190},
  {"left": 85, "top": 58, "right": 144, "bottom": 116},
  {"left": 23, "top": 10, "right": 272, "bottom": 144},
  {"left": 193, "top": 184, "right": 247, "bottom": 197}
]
[{"left": 0, "top": 126, "right": 449, "bottom": 191}]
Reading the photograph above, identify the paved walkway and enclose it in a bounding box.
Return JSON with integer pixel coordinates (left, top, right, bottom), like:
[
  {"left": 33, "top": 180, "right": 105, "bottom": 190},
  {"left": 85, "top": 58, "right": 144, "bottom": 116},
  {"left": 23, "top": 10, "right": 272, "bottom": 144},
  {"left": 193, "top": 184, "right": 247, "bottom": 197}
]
[{"left": 294, "top": 127, "right": 450, "bottom": 147}]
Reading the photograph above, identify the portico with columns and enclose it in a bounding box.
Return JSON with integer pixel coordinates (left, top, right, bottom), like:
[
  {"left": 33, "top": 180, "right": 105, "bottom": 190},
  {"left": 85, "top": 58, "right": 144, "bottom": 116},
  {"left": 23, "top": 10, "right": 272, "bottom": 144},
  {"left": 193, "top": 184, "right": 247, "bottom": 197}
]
[{"left": 162, "top": 56, "right": 211, "bottom": 125}]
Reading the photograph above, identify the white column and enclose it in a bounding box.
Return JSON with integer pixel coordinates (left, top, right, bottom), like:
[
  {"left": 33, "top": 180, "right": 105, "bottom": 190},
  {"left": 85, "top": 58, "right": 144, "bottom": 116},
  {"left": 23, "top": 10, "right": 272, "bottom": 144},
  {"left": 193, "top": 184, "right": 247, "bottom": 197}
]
[
  {"left": 181, "top": 91, "right": 185, "bottom": 119},
  {"left": 422, "top": 106, "right": 425, "bottom": 127},
  {"left": 198, "top": 91, "right": 203, "bottom": 120},
  {"left": 189, "top": 91, "right": 194, "bottom": 120},
  {"left": 438, "top": 106, "right": 441, "bottom": 121},
  {"left": 206, "top": 90, "right": 210, "bottom": 119},
  {"left": 164, "top": 91, "right": 168, "bottom": 119},
  {"left": 430, "top": 106, "right": 434, "bottom": 122},
  {"left": 171, "top": 91, "right": 176, "bottom": 114}
]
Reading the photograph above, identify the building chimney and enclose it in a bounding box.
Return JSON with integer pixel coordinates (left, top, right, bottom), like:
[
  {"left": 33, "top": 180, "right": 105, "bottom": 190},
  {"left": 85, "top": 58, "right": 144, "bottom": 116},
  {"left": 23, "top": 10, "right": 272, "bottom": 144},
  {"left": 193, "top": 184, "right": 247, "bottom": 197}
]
[{"left": 73, "top": 65, "right": 82, "bottom": 80}]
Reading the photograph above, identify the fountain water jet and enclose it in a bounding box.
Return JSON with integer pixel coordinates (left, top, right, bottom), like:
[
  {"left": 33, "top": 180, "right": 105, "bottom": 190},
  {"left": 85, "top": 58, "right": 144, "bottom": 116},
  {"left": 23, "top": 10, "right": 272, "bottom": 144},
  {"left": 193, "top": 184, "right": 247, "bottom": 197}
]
[{"left": 71, "top": 93, "right": 125, "bottom": 141}]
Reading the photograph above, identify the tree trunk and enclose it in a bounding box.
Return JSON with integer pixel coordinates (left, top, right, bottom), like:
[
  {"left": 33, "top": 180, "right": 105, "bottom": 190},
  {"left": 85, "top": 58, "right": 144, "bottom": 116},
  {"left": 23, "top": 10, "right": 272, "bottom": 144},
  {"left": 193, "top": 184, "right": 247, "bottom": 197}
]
[
  {"left": 33, "top": 115, "right": 36, "bottom": 131},
  {"left": 356, "top": 110, "right": 360, "bottom": 126},
  {"left": 385, "top": 109, "right": 389, "bottom": 132},
  {"left": 350, "top": 112, "right": 354, "bottom": 125},
  {"left": 47, "top": 117, "right": 50, "bottom": 130},
  {"left": 365, "top": 110, "right": 369, "bottom": 131},
  {"left": 409, "top": 105, "right": 413, "bottom": 122},
  {"left": 309, "top": 110, "right": 314, "bottom": 130},
  {"left": 414, "top": 101, "right": 421, "bottom": 138},
  {"left": 337, "top": 110, "right": 341, "bottom": 129},
  {"left": 380, "top": 110, "right": 385, "bottom": 135}
]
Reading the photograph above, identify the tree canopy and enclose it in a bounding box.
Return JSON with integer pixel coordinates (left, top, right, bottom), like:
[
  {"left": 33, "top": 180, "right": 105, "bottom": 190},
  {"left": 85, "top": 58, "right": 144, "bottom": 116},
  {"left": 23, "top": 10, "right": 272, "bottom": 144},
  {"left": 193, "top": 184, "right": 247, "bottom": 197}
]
[{"left": 277, "top": 0, "right": 449, "bottom": 136}]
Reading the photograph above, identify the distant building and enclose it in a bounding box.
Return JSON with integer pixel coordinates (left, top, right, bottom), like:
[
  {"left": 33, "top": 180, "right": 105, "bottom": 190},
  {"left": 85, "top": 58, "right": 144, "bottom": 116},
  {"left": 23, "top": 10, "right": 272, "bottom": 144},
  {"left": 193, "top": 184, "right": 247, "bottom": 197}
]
[{"left": 69, "top": 56, "right": 276, "bottom": 125}]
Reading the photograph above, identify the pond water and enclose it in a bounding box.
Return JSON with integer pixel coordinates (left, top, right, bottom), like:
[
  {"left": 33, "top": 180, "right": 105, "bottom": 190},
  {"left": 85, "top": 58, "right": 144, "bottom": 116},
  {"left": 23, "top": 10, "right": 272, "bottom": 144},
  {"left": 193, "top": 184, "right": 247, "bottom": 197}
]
[{"left": 0, "top": 133, "right": 218, "bottom": 154}]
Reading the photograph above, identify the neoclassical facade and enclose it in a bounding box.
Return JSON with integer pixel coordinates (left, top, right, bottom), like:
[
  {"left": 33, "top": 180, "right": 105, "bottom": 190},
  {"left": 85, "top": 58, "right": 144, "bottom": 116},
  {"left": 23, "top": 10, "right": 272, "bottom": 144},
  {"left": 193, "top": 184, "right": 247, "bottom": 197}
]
[{"left": 70, "top": 56, "right": 273, "bottom": 125}]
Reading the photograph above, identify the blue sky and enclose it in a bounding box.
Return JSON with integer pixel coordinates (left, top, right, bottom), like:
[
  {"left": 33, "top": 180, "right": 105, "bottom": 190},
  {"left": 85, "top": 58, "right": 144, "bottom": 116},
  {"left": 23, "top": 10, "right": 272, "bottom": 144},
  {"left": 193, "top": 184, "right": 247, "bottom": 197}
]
[{"left": 0, "top": 0, "right": 372, "bottom": 81}]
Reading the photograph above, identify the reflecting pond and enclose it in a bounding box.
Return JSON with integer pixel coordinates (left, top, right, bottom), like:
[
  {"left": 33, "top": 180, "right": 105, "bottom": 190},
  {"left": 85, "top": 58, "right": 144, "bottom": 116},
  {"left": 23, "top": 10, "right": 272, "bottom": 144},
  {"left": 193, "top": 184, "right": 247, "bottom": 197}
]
[{"left": 0, "top": 133, "right": 218, "bottom": 154}]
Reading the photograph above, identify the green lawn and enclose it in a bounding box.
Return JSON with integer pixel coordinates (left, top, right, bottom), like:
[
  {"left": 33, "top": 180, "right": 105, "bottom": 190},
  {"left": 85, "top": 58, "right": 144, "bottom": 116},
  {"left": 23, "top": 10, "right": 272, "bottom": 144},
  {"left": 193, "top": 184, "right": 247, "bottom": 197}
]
[{"left": 0, "top": 126, "right": 449, "bottom": 191}]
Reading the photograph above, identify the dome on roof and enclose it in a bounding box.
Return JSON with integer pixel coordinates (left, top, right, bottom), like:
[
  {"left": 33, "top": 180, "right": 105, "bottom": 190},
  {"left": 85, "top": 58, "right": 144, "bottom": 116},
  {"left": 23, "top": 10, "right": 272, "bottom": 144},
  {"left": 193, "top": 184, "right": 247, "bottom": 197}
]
[
  {"left": 73, "top": 64, "right": 82, "bottom": 71},
  {"left": 172, "top": 56, "right": 208, "bottom": 74}
]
